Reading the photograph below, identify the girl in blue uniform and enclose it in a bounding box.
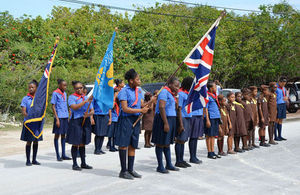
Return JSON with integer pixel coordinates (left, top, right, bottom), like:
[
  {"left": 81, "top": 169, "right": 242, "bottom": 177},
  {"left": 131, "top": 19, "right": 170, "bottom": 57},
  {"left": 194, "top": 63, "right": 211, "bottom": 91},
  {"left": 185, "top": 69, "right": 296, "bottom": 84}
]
[
  {"left": 51, "top": 79, "right": 71, "bottom": 161},
  {"left": 204, "top": 81, "right": 221, "bottom": 159},
  {"left": 152, "top": 77, "right": 180, "bottom": 174},
  {"left": 175, "top": 76, "right": 193, "bottom": 168},
  {"left": 21, "top": 80, "right": 41, "bottom": 166},
  {"left": 116, "top": 69, "right": 149, "bottom": 180},
  {"left": 67, "top": 81, "right": 94, "bottom": 171},
  {"left": 92, "top": 98, "right": 110, "bottom": 155},
  {"left": 107, "top": 89, "right": 120, "bottom": 152}
]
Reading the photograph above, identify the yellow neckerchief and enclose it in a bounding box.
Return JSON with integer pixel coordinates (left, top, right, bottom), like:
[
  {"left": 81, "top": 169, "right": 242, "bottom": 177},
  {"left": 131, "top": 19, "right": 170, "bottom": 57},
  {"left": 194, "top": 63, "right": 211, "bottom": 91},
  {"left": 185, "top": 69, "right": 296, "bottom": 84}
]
[
  {"left": 233, "top": 101, "right": 244, "bottom": 109},
  {"left": 220, "top": 108, "right": 227, "bottom": 116},
  {"left": 231, "top": 105, "right": 235, "bottom": 111},
  {"left": 251, "top": 97, "right": 257, "bottom": 104},
  {"left": 246, "top": 100, "right": 250, "bottom": 104}
]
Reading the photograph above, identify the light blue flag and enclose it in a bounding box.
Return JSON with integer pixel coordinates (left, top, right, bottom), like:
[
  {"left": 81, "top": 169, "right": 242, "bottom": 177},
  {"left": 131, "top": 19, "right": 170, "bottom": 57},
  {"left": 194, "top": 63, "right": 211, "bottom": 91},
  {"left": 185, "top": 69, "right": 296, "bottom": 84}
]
[{"left": 93, "top": 31, "right": 115, "bottom": 113}]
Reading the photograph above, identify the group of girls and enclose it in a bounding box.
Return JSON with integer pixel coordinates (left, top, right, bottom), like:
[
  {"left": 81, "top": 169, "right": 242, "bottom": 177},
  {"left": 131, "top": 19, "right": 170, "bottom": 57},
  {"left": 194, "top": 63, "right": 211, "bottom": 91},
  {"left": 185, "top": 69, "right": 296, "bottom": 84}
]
[{"left": 20, "top": 69, "right": 287, "bottom": 179}]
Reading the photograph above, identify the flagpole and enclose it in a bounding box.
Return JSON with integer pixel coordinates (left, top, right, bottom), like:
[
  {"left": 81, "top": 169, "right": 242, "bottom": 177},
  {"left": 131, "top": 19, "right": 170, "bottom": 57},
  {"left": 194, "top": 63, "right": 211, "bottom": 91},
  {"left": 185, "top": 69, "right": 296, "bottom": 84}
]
[{"left": 132, "top": 11, "right": 226, "bottom": 128}]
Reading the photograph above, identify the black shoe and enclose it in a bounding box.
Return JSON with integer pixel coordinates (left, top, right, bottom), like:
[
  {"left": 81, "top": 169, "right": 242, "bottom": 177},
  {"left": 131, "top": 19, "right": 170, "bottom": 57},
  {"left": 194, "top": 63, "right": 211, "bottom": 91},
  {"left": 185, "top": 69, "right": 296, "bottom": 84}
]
[
  {"left": 100, "top": 150, "right": 106, "bottom": 154},
  {"left": 62, "top": 156, "right": 72, "bottom": 160},
  {"left": 109, "top": 148, "right": 117, "bottom": 152},
  {"left": 175, "top": 162, "right": 187, "bottom": 168},
  {"left": 182, "top": 161, "right": 192, "bottom": 167},
  {"left": 166, "top": 166, "right": 180, "bottom": 171},
  {"left": 136, "top": 147, "right": 141, "bottom": 150},
  {"left": 274, "top": 138, "right": 282, "bottom": 141},
  {"left": 72, "top": 165, "right": 82, "bottom": 171},
  {"left": 144, "top": 145, "right": 151, "bottom": 148},
  {"left": 213, "top": 153, "right": 221, "bottom": 158},
  {"left": 119, "top": 171, "right": 134, "bottom": 180},
  {"left": 32, "top": 161, "right": 41, "bottom": 165},
  {"left": 279, "top": 137, "right": 287, "bottom": 141},
  {"left": 190, "top": 158, "right": 202, "bottom": 164},
  {"left": 94, "top": 151, "right": 101, "bottom": 155},
  {"left": 57, "top": 157, "right": 63, "bottom": 162},
  {"left": 128, "top": 170, "right": 142, "bottom": 178},
  {"left": 26, "top": 162, "right": 32, "bottom": 166},
  {"left": 81, "top": 164, "right": 93, "bottom": 169},
  {"left": 235, "top": 148, "right": 244, "bottom": 153},
  {"left": 208, "top": 155, "right": 217, "bottom": 159},
  {"left": 156, "top": 167, "right": 169, "bottom": 174}
]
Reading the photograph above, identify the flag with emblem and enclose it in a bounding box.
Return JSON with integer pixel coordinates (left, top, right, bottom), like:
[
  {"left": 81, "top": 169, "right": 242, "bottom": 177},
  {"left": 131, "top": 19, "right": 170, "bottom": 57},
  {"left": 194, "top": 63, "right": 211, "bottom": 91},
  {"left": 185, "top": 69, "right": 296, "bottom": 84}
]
[
  {"left": 93, "top": 31, "right": 115, "bottom": 113},
  {"left": 184, "top": 15, "right": 223, "bottom": 113},
  {"left": 24, "top": 39, "right": 59, "bottom": 138}
]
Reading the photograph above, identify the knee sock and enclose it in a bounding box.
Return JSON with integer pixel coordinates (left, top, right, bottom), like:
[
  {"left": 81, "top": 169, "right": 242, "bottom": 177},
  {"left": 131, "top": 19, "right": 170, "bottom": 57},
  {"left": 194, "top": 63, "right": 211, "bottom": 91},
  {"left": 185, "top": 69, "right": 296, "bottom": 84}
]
[
  {"left": 155, "top": 146, "right": 164, "bottom": 170},
  {"left": 175, "top": 143, "right": 181, "bottom": 163},
  {"left": 217, "top": 139, "right": 222, "bottom": 153},
  {"left": 278, "top": 124, "right": 282, "bottom": 138},
  {"left": 26, "top": 144, "right": 31, "bottom": 163},
  {"left": 54, "top": 138, "right": 60, "bottom": 159},
  {"left": 71, "top": 146, "right": 78, "bottom": 167},
  {"left": 94, "top": 136, "right": 100, "bottom": 152},
  {"left": 163, "top": 147, "right": 173, "bottom": 168},
  {"left": 188, "top": 139, "right": 193, "bottom": 160},
  {"left": 32, "top": 143, "right": 38, "bottom": 162},
  {"left": 79, "top": 146, "right": 86, "bottom": 166},
  {"left": 107, "top": 137, "right": 112, "bottom": 148},
  {"left": 119, "top": 149, "right": 127, "bottom": 173},
  {"left": 61, "top": 137, "right": 66, "bottom": 157},
  {"left": 99, "top": 136, "right": 104, "bottom": 151},
  {"left": 180, "top": 143, "right": 185, "bottom": 162},
  {"left": 128, "top": 156, "right": 135, "bottom": 172},
  {"left": 274, "top": 123, "right": 278, "bottom": 139}
]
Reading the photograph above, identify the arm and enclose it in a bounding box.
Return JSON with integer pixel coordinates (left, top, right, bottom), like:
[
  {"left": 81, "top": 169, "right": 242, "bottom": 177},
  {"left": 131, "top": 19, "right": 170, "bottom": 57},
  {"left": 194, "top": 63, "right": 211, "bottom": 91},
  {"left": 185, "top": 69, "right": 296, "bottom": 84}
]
[
  {"left": 177, "top": 107, "right": 184, "bottom": 134},
  {"left": 70, "top": 96, "right": 93, "bottom": 110},
  {"left": 84, "top": 108, "right": 94, "bottom": 118},
  {"left": 52, "top": 104, "right": 60, "bottom": 128},
  {"left": 108, "top": 109, "right": 112, "bottom": 125},
  {"left": 21, "top": 107, "right": 27, "bottom": 118},
  {"left": 204, "top": 108, "right": 211, "bottom": 128},
  {"left": 159, "top": 100, "right": 169, "bottom": 133},
  {"left": 120, "top": 100, "right": 148, "bottom": 114}
]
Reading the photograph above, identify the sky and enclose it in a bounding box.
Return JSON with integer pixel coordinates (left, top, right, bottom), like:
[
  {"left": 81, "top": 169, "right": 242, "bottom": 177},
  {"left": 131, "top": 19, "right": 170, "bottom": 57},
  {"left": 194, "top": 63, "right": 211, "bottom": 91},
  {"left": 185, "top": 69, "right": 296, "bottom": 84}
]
[{"left": 1, "top": 0, "right": 299, "bottom": 18}]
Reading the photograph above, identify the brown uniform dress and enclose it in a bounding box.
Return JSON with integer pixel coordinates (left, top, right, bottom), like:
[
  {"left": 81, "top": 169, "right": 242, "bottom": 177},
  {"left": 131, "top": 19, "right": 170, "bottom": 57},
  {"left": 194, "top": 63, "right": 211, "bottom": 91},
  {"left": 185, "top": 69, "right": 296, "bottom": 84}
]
[
  {"left": 267, "top": 93, "right": 277, "bottom": 122},
  {"left": 251, "top": 97, "right": 259, "bottom": 127},
  {"left": 142, "top": 104, "right": 154, "bottom": 131},
  {"left": 226, "top": 103, "right": 236, "bottom": 136},
  {"left": 258, "top": 96, "right": 269, "bottom": 128},
  {"left": 242, "top": 100, "right": 254, "bottom": 132},
  {"left": 219, "top": 106, "right": 229, "bottom": 137},
  {"left": 234, "top": 102, "right": 248, "bottom": 137}
]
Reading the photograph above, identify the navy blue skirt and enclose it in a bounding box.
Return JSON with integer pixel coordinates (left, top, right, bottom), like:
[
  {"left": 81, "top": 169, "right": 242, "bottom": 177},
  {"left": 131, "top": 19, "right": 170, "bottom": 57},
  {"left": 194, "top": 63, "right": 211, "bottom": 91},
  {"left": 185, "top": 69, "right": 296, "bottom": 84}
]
[
  {"left": 66, "top": 117, "right": 92, "bottom": 145},
  {"left": 151, "top": 114, "right": 176, "bottom": 145},
  {"left": 176, "top": 117, "right": 191, "bottom": 142},
  {"left": 92, "top": 114, "right": 109, "bottom": 136},
  {"left": 277, "top": 103, "right": 286, "bottom": 119},
  {"left": 20, "top": 124, "right": 43, "bottom": 142},
  {"left": 115, "top": 116, "right": 140, "bottom": 149},
  {"left": 107, "top": 121, "right": 118, "bottom": 138},
  {"left": 190, "top": 115, "right": 204, "bottom": 138},
  {"left": 52, "top": 118, "right": 68, "bottom": 135},
  {"left": 204, "top": 118, "right": 220, "bottom": 137}
]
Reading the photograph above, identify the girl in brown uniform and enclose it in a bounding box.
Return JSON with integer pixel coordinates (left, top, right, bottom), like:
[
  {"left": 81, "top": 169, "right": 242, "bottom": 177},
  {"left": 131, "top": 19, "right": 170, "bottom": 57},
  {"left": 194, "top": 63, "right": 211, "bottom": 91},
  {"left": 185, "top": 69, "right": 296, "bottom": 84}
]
[
  {"left": 258, "top": 85, "right": 271, "bottom": 147},
  {"left": 218, "top": 95, "right": 232, "bottom": 156},
  {"left": 142, "top": 92, "right": 155, "bottom": 148},
  {"left": 226, "top": 92, "right": 237, "bottom": 154},
  {"left": 241, "top": 88, "right": 254, "bottom": 150},
  {"left": 267, "top": 82, "right": 278, "bottom": 145},
  {"left": 234, "top": 92, "right": 249, "bottom": 152},
  {"left": 249, "top": 86, "right": 259, "bottom": 148}
]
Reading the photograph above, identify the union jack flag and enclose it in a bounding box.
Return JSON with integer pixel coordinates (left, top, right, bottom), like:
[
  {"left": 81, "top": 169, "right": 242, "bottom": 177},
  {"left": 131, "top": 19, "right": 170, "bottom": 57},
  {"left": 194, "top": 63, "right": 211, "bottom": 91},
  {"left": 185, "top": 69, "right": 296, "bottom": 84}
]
[{"left": 184, "top": 17, "right": 221, "bottom": 113}]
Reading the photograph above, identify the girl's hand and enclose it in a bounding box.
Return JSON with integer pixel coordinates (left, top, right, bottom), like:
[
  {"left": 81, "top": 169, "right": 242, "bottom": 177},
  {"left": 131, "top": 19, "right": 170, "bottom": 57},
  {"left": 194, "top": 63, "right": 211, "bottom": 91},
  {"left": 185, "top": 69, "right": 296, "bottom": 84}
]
[
  {"left": 206, "top": 120, "right": 211, "bottom": 128},
  {"left": 164, "top": 122, "right": 170, "bottom": 133},
  {"left": 84, "top": 111, "right": 89, "bottom": 118},
  {"left": 141, "top": 106, "right": 149, "bottom": 114},
  {"left": 90, "top": 117, "right": 95, "bottom": 125},
  {"left": 56, "top": 119, "right": 60, "bottom": 128},
  {"left": 229, "top": 124, "right": 232, "bottom": 130},
  {"left": 178, "top": 125, "right": 184, "bottom": 134},
  {"left": 108, "top": 119, "right": 112, "bottom": 125}
]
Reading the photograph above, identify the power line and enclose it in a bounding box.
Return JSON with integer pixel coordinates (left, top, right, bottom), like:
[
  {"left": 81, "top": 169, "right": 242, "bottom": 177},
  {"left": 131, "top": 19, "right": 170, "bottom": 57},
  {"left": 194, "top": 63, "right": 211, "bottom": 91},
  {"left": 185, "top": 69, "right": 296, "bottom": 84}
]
[{"left": 57, "top": 0, "right": 273, "bottom": 23}]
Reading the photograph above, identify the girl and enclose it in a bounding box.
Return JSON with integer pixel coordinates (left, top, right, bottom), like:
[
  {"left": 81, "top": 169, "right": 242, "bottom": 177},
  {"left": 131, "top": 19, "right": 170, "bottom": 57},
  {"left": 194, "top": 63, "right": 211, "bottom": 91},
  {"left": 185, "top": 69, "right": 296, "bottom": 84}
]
[
  {"left": 189, "top": 108, "right": 204, "bottom": 163},
  {"left": 258, "top": 85, "right": 271, "bottom": 147},
  {"left": 92, "top": 98, "right": 110, "bottom": 155},
  {"left": 152, "top": 77, "right": 180, "bottom": 173},
  {"left": 241, "top": 88, "right": 254, "bottom": 150},
  {"left": 217, "top": 94, "right": 232, "bottom": 156},
  {"left": 249, "top": 86, "right": 259, "bottom": 148},
  {"left": 51, "top": 79, "right": 71, "bottom": 161},
  {"left": 204, "top": 81, "right": 221, "bottom": 159},
  {"left": 114, "top": 79, "right": 125, "bottom": 92},
  {"left": 115, "top": 69, "right": 149, "bottom": 179},
  {"left": 142, "top": 92, "right": 155, "bottom": 148},
  {"left": 67, "top": 81, "right": 94, "bottom": 171},
  {"left": 235, "top": 92, "right": 249, "bottom": 151},
  {"left": 267, "top": 82, "right": 278, "bottom": 145},
  {"left": 21, "top": 80, "right": 41, "bottom": 166},
  {"left": 107, "top": 89, "right": 120, "bottom": 152},
  {"left": 175, "top": 76, "right": 193, "bottom": 168},
  {"left": 226, "top": 92, "right": 237, "bottom": 154}
]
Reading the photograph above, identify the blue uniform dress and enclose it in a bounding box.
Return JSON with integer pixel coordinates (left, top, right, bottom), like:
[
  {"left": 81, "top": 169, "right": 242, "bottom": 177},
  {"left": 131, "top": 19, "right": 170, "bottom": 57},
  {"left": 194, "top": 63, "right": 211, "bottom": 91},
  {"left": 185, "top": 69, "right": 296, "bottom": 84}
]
[
  {"left": 115, "top": 85, "right": 143, "bottom": 149},
  {"left": 190, "top": 108, "right": 204, "bottom": 138},
  {"left": 107, "top": 107, "right": 119, "bottom": 138},
  {"left": 92, "top": 100, "right": 109, "bottom": 136},
  {"left": 20, "top": 95, "right": 43, "bottom": 141},
  {"left": 66, "top": 94, "right": 93, "bottom": 145},
  {"left": 176, "top": 91, "right": 192, "bottom": 142},
  {"left": 51, "top": 90, "right": 69, "bottom": 135},
  {"left": 276, "top": 84, "right": 287, "bottom": 119},
  {"left": 204, "top": 95, "right": 221, "bottom": 136},
  {"left": 151, "top": 89, "right": 177, "bottom": 145}
]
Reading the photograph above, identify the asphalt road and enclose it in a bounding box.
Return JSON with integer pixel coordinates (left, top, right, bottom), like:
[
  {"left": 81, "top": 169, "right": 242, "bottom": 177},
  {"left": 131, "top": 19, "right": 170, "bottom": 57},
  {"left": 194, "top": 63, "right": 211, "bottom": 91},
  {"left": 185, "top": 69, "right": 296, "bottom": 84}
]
[{"left": 0, "top": 120, "right": 300, "bottom": 195}]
